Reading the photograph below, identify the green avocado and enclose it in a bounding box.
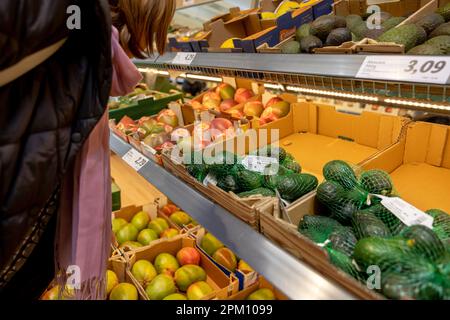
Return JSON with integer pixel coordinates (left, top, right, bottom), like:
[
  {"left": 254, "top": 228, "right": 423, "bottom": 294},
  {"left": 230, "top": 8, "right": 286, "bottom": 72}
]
[
  {"left": 310, "top": 15, "right": 337, "bottom": 41},
  {"left": 416, "top": 13, "right": 445, "bottom": 34},
  {"left": 300, "top": 35, "right": 323, "bottom": 53},
  {"left": 325, "top": 28, "right": 352, "bottom": 46},
  {"left": 296, "top": 23, "right": 311, "bottom": 41},
  {"left": 430, "top": 22, "right": 450, "bottom": 38},
  {"left": 280, "top": 40, "right": 300, "bottom": 54},
  {"left": 408, "top": 43, "right": 444, "bottom": 55}
]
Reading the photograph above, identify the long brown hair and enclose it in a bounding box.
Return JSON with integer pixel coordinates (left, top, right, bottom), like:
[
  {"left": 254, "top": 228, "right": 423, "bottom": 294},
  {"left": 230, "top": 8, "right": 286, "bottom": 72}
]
[{"left": 110, "top": 0, "right": 176, "bottom": 58}]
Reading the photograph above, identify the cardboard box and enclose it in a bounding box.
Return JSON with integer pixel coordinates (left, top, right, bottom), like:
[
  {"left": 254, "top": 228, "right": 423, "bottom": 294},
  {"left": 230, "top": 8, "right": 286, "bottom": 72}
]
[
  {"left": 112, "top": 203, "right": 181, "bottom": 252},
  {"left": 124, "top": 236, "right": 239, "bottom": 300},
  {"left": 107, "top": 255, "right": 148, "bottom": 300},
  {"left": 361, "top": 121, "right": 450, "bottom": 213},
  {"left": 333, "top": 0, "right": 422, "bottom": 17},
  {"left": 258, "top": 197, "right": 383, "bottom": 300},
  {"left": 226, "top": 276, "right": 289, "bottom": 300},
  {"left": 250, "top": 101, "right": 407, "bottom": 180},
  {"left": 194, "top": 228, "right": 259, "bottom": 291}
]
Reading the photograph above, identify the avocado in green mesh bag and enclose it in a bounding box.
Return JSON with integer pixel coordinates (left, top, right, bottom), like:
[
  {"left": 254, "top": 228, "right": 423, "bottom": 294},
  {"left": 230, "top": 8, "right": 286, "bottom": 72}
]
[
  {"left": 381, "top": 257, "right": 446, "bottom": 300},
  {"left": 426, "top": 209, "right": 450, "bottom": 242},
  {"left": 400, "top": 225, "right": 447, "bottom": 263},
  {"left": 326, "top": 247, "right": 365, "bottom": 282},
  {"left": 298, "top": 215, "right": 342, "bottom": 244},
  {"left": 352, "top": 211, "right": 391, "bottom": 240},
  {"left": 327, "top": 226, "right": 358, "bottom": 256},
  {"left": 323, "top": 160, "right": 359, "bottom": 190},
  {"left": 359, "top": 169, "right": 393, "bottom": 195},
  {"left": 360, "top": 203, "right": 405, "bottom": 235},
  {"left": 276, "top": 173, "right": 318, "bottom": 202}
]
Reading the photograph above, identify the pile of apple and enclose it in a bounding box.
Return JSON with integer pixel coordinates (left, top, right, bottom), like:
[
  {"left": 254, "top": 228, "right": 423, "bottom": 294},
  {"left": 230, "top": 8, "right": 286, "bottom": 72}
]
[
  {"left": 200, "top": 232, "right": 253, "bottom": 274},
  {"left": 190, "top": 83, "right": 290, "bottom": 126},
  {"left": 112, "top": 210, "right": 181, "bottom": 249},
  {"left": 130, "top": 247, "right": 215, "bottom": 300}
]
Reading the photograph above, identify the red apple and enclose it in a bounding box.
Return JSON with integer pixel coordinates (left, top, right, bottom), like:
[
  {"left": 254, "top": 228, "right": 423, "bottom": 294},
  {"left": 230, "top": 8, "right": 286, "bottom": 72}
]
[
  {"left": 243, "top": 101, "right": 264, "bottom": 117},
  {"left": 202, "top": 91, "right": 221, "bottom": 104},
  {"left": 220, "top": 99, "right": 238, "bottom": 112},
  {"left": 176, "top": 247, "right": 201, "bottom": 266},
  {"left": 215, "top": 83, "right": 236, "bottom": 100},
  {"left": 234, "top": 88, "right": 254, "bottom": 104},
  {"left": 157, "top": 109, "right": 179, "bottom": 128},
  {"left": 265, "top": 97, "right": 283, "bottom": 109},
  {"left": 210, "top": 118, "right": 233, "bottom": 132},
  {"left": 162, "top": 204, "right": 180, "bottom": 216}
]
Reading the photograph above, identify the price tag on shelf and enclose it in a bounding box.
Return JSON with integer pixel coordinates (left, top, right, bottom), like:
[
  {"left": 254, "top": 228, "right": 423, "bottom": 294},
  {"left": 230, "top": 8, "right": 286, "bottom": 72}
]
[
  {"left": 241, "top": 156, "right": 278, "bottom": 174},
  {"left": 356, "top": 56, "right": 450, "bottom": 85},
  {"left": 374, "top": 195, "right": 434, "bottom": 229},
  {"left": 122, "top": 148, "right": 149, "bottom": 172},
  {"left": 203, "top": 173, "right": 218, "bottom": 187},
  {"left": 172, "top": 52, "right": 197, "bottom": 65}
]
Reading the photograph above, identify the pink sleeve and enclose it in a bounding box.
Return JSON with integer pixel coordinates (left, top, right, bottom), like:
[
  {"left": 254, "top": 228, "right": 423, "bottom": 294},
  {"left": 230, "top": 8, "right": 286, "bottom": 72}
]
[{"left": 110, "top": 27, "right": 143, "bottom": 97}]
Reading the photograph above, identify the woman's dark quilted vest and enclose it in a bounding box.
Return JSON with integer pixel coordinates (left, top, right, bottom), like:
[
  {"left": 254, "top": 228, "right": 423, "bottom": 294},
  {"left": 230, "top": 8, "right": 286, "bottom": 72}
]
[{"left": 0, "top": 0, "right": 112, "bottom": 286}]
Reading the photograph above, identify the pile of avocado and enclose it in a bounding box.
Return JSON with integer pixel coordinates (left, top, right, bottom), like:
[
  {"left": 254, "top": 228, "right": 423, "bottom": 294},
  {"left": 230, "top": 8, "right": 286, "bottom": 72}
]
[{"left": 280, "top": 2, "right": 450, "bottom": 55}]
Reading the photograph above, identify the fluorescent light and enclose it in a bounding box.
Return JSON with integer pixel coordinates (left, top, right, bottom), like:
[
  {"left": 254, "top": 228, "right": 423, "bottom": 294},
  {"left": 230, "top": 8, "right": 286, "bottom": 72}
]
[
  {"left": 137, "top": 68, "right": 170, "bottom": 77},
  {"left": 264, "top": 83, "right": 285, "bottom": 91},
  {"left": 286, "top": 86, "right": 378, "bottom": 102},
  {"left": 185, "top": 74, "right": 222, "bottom": 82},
  {"left": 384, "top": 99, "right": 450, "bottom": 111}
]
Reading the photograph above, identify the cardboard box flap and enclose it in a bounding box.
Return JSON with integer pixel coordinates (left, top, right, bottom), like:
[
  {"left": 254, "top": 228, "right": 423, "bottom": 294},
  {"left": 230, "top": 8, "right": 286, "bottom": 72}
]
[
  {"left": 404, "top": 122, "right": 432, "bottom": 164},
  {"left": 426, "top": 124, "right": 448, "bottom": 167}
]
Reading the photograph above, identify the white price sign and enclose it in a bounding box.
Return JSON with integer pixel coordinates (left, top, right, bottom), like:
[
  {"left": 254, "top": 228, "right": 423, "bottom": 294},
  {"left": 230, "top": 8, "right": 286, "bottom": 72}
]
[
  {"left": 172, "top": 52, "right": 197, "bottom": 65},
  {"left": 203, "top": 173, "right": 218, "bottom": 187},
  {"left": 122, "top": 148, "right": 149, "bottom": 171},
  {"left": 356, "top": 56, "right": 450, "bottom": 84},
  {"left": 375, "top": 195, "right": 434, "bottom": 229},
  {"left": 241, "top": 156, "right": 278, "bottom": 174}
]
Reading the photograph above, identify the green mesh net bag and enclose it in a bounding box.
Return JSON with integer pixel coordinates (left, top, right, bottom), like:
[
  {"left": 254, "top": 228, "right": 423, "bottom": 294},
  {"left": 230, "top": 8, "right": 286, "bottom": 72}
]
[
  {"left": 326, "top": 247, "right": 365, "bottom": 282},
  {"left": 323, "top": 160, "right": 360, "bottom": 190},
  {"left": 359, "top": 169, "right": 394, "bottom": 196},
  {"left": 352, "top": 211, "right": 391, "bottom": 240},
  {"left": 298, "top": 215, "right": 342, "bottom": 244},
  {"left": 399, "top": 225, "right": 447, "bottom": 263},
  {"left": 381, "top": 257, "right": 447, "bottom": 300},
  {"left": 426, "top": 209, "right": 450, "bottom": 243},
  {"left": 360, "top": 203, "right": 406, "bottom": 235},
  {"left": 327, "top": 226, "right": 358, "bottom": 256}
]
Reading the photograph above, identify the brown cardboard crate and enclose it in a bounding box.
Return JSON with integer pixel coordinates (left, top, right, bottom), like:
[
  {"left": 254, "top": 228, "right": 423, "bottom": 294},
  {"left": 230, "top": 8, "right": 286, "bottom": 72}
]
[
  {"left": 259, "top": 198, "right": 384, "bottom": 300},
  {"left": 112, "top": 203, "right": 182, "bottom": 252},
  {"left": 194, "top": 228, "right": 259, "bottom": 291},
  {"left": 124, "top": 235, "right": 239, "bottom": 300},
  {"left": 360, "top": 121, "right": 450, "bottom": 213},
  {"left": 226, "top": 276, "right": 288, "bottom": 300},
  {"left": 161, "top": 152, "right": 273, "bottom": 230}
]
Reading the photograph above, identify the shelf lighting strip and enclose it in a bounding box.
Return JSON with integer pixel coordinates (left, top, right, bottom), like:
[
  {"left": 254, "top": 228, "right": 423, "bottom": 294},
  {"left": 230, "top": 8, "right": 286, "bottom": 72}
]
[
  {"left": 384, "top": 98, "right": 450, "bottom": 111},
  {"left": 286, "top": 85, "right": 379, "bottom": 102}
]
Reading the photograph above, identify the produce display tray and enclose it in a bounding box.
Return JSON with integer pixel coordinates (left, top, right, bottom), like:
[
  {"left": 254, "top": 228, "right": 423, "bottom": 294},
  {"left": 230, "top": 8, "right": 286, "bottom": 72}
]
[{"left": 109, "top": 91, "right": 183, "bottom": 122}]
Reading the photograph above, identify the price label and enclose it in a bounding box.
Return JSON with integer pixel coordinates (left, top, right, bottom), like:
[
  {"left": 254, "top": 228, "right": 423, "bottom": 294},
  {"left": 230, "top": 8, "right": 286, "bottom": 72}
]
[
  {"left": 172, "top": 52, "right": 197, "bottom": 65},
  {"left": 356, "top": 56, "right": 450, "bottom": 84},
  {"left": 122, "top": 148, "right": 149, "bottom": 171},
  {"left": 241, "top": 156, "right": 278, "bottom": 174},
  {"left": 203, "top": 173, "right": 218, "bottom": 187},
  {"left": 374, "top": 195, "right": 434, "bottom": 229}
]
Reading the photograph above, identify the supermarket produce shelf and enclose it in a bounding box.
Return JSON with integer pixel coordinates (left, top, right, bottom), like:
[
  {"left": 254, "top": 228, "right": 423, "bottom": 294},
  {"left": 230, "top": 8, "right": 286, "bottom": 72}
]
[
  {"left": 134, "top": 53, "right": 450, "bottom": 109},
  {"left": 110, "top": 132, "right": 355, "bottom": 300}
]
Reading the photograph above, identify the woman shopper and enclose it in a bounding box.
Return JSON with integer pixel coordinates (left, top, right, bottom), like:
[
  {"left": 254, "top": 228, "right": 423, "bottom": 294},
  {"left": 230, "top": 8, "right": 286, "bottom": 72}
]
[{"left": 0, "top": 0, "right": 175, "bottom": 300}]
